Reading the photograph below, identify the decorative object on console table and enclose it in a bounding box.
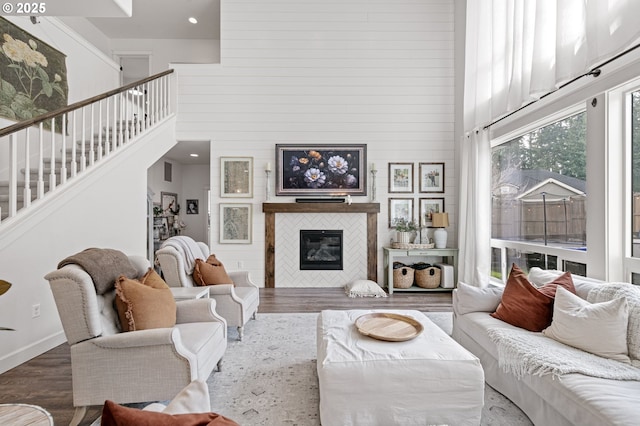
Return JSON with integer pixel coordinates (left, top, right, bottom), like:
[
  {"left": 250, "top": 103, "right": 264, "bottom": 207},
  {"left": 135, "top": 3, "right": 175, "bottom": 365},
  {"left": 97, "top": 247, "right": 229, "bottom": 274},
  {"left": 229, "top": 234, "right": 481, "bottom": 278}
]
[
  {"left": 275, "top": 144, "right": 366, "bottom": 196},
  {"left": 388, "top": 162, "right": 414, "bottom": 193},
  {"left": 431, "top": 212, "right": 449, "bottom": 248},
  {"left": 221, "top": 157, "right": 253, "bottom": 198},
  {"left": 392, "top": 217, "right": 418, "bottom": 245}
]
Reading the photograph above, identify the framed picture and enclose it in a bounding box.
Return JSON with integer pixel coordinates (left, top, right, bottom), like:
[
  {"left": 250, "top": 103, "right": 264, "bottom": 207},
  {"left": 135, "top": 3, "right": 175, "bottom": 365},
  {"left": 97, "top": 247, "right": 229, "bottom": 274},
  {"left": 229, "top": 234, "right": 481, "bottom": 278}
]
[
  {"left": 419, "top": 162, "right": 445, "bottom": 193},
  {"left": 220, "top": 203, "right": 252, "bottom": 244},
  {"left": 388, "top": 163, "right": 414, "bottom": 193},
  {"left": 276, "top": 144, "right": 367, "bottom": 196},
  {"left": 221, "top": 157, "right": 253, "bottom": 198},
  {"left": 419, "top": 197, "right": 445, "bottom": 227},
  {"left": 161, "top": 192, "right": 178, "bottom": 216},
  {"left": 388, "top": 198, "right": 414, "bottom": 228},
  {"left": 186, "top": 199, "right": 199, "bottom": 215}
]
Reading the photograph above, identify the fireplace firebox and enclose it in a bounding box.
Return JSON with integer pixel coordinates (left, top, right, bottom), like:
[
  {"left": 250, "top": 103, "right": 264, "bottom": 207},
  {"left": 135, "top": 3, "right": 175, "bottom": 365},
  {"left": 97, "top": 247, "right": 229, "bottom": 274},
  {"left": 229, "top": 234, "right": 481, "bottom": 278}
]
[{"left": 300, "top": 230, "right": 343, "bottom": 270}]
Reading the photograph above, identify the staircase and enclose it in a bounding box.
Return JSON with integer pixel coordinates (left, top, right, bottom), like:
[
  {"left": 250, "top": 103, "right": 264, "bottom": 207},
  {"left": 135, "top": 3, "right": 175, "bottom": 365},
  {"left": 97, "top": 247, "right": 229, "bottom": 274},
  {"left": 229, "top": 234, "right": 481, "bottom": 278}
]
[{"left": 0, "top": 70, "right": 174, "bottom": 224}]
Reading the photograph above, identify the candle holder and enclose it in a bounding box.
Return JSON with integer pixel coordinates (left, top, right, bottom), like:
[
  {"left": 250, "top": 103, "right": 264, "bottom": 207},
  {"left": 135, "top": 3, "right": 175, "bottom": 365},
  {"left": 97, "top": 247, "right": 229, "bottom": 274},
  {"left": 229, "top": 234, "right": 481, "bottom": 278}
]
[
  {"left": 370, "top": 169, "right": 377, "bottom": 201},
  {"left": 265, "top": 169, "right": 272, "bottom": 201}
]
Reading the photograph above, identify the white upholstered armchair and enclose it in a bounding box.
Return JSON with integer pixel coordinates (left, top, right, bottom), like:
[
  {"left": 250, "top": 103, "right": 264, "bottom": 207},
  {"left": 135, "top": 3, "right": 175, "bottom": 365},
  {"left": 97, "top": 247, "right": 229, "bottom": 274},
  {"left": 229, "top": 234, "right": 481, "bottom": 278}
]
[
  {"left": 45, "top": 254, "right": 227, "bottom": 426},
  {"left": 155, "top": 236, "right": 260, "bottom": 341}
]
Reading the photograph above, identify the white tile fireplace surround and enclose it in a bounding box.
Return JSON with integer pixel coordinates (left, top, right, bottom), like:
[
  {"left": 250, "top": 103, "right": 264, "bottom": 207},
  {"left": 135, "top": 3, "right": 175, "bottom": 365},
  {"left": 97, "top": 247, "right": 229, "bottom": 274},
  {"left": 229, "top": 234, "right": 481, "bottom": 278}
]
[
  {"left": 262, "top": 203, "right": 380, "bottom": 287},
  {"left": 276, "top": 213, "right": 365, "bottom": 287}
]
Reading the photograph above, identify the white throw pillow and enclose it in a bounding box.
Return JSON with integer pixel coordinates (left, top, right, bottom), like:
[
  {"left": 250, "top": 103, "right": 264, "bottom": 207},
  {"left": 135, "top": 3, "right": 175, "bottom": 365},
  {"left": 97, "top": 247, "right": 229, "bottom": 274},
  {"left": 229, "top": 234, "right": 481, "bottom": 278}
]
[
  {"left": 345, "top": 280, "right": 387, "bottom": 298},
  {"left": 527, "top": 267, "right": 564, "bottom": 287},
  {"left": 543, "top": 286, "right": 630, "bottom": 363},
  {"left": 455, "top": 281, "right": 503, "bottom": 315}
]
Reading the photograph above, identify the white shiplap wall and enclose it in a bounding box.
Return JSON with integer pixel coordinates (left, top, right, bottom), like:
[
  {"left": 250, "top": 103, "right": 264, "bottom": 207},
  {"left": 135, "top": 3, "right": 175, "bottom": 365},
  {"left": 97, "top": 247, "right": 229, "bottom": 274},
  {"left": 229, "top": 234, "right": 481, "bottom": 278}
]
[{"left": 174, "top": 0, "right": 456, "bottom": 286}]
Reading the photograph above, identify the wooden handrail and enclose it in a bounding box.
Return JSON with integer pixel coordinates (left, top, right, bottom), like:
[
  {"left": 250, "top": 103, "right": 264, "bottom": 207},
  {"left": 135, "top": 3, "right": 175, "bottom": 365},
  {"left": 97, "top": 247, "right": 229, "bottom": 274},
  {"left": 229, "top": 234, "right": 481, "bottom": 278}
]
[{"left": 0, "top": 69, "right": 174, "bottom": 138}]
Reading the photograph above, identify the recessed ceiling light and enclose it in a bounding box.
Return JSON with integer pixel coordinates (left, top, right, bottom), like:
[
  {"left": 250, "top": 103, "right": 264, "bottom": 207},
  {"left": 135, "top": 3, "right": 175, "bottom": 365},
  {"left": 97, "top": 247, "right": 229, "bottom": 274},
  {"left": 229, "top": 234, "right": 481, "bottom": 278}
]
[
  {"left": 188, "top": 17, "right": 198, "bottom": 24},
  {"left": 190, "top": 153, "right": 199, "bottom": 157}
]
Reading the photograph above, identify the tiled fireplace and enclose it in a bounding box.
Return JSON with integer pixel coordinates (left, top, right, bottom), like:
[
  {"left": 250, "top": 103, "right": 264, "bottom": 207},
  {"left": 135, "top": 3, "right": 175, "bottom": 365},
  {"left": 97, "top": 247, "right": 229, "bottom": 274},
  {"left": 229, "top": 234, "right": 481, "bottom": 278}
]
[{"left": 262, "top": 203, "right": 380, "bottom": 288}]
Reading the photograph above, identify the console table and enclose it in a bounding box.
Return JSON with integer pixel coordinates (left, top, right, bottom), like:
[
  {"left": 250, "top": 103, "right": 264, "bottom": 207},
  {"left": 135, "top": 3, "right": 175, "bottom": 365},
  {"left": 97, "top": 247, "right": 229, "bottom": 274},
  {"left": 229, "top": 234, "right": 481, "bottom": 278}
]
[{"left": 383, "top": 247, "right": 458, "bottom": 294}]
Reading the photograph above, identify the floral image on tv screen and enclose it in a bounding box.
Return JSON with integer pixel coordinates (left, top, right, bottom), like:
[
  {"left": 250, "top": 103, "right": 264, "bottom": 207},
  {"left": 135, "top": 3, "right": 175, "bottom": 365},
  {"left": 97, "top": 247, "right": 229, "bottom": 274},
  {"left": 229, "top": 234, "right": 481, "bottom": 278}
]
[{"left": 276, "top": 144, "right": 367, "bottom": 196}]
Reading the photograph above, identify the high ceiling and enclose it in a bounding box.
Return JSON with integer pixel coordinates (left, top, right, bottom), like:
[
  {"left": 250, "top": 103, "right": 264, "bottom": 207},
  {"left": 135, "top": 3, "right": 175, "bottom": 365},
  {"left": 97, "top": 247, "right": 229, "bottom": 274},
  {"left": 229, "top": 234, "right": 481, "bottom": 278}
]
[
  {"left": 86, "top": 1, "right": 219, "bottom": 165},
  {"left": 88, "top": 0, "right": 220, "bottom": 40}
]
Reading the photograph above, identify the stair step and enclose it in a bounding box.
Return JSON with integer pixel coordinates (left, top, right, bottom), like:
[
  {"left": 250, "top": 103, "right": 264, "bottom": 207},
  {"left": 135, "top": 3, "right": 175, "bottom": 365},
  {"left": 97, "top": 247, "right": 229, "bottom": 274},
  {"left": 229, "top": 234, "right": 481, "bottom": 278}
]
[
  {"left": 21, "top": 168, "right": 66, "bottom": 178},
  {"left": 0, "top": 193, "right": 27, "bottom": 202}
]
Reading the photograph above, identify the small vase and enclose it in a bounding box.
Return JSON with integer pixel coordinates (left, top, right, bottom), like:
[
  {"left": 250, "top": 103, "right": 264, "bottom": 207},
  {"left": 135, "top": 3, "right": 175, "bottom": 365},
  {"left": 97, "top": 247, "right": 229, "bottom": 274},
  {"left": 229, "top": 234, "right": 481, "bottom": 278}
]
[{"left": 396, "top": 231, "right": 412, "bottom": 244}]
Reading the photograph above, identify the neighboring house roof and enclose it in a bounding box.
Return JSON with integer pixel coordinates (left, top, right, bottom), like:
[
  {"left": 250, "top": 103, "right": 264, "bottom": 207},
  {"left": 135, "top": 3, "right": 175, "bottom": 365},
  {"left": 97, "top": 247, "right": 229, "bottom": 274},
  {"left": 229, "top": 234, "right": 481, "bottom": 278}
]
[
  {"left": 517, "top": 178, "right": 586, "bottom": 202},
  {"left": 493, "top": 169, "right": 586, "bottom": 199}
]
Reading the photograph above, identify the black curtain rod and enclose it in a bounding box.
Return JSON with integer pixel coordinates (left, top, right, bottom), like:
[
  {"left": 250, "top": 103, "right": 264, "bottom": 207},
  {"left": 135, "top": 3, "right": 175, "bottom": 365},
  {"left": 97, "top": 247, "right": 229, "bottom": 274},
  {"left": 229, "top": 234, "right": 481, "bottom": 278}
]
[{"left": 483, "top": 40, "right": 640, "bottom": 130}]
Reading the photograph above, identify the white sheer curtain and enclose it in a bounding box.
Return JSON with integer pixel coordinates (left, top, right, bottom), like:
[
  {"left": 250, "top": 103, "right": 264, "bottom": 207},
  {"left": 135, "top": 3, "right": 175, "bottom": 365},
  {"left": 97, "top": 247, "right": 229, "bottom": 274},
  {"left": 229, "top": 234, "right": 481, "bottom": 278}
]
[
  {"left": 458, "top": 130, "right": 491, "bottom": 287},
  {"left": 459, "top": 0, "right": 640, "bottom": 285},
  {"left": 464, "top": 0, "right": 640, "bottom": 129}
]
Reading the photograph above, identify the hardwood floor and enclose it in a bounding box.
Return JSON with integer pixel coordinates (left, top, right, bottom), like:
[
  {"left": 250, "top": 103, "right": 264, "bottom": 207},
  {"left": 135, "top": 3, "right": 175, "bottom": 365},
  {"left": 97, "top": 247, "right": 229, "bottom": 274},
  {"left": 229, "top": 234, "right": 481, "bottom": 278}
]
[{"left": 0, "top": 287, "right": 451, "bottom": 425}]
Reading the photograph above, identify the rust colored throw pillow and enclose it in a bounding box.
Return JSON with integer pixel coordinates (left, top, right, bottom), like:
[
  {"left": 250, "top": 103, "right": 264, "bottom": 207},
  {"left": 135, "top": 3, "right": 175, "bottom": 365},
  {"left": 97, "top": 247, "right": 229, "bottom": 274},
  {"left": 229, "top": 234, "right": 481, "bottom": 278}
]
[
  {"left": 192, "top": 255, "right": 234, "bottom": 286},
  {"left": 139, "top": 267, "right": 168, "bottom": 288},
  {"left": 490, "top": 264, "right": 575, "bottom": 332},
  {"left": 101, "top": 400, "right": 240, "bottom": 426},
  {"left": 114, "top": 269, "right": 176, "bottom": 332},
  {"left": 537, "top": 270, "right": 576, "bottom": 298}
]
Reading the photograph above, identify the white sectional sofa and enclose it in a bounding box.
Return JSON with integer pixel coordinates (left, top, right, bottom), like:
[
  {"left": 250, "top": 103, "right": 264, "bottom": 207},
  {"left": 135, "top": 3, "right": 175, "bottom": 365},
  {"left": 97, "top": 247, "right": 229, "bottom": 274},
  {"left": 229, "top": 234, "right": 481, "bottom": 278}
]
[{"left": 452, "top": 268, "right": 640, "bottom": 426}]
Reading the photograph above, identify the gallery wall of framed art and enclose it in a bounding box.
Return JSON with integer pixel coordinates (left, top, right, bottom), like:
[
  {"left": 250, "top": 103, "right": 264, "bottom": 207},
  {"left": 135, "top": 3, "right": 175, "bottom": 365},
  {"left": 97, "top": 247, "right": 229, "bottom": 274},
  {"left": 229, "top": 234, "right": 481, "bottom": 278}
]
[{"left": 386, "top": 161, "right": 447, "bottom": 229}]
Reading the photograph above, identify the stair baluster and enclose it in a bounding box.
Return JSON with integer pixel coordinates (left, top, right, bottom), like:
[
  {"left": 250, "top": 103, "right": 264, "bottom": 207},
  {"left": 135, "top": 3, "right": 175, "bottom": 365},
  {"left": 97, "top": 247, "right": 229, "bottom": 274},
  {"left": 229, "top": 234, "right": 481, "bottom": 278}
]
[{"left": 0, "top": 69, "right": 174, "bottom": 223}]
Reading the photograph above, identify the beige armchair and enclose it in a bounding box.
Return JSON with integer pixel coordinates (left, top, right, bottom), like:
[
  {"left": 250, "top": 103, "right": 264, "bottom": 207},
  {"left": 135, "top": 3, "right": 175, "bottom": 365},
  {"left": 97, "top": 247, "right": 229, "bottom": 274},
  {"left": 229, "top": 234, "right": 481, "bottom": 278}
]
[
  {"left": 155, "top": 236, "right": 259, "bottom": 341},
  {"left": 45, "top": 254, "right": 227, "bottom": 426}
]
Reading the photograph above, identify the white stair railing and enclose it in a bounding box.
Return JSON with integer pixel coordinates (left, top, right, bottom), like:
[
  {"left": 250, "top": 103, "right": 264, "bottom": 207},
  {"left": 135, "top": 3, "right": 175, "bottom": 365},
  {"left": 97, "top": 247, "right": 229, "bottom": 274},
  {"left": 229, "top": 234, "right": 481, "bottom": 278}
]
[{"left": 0, "top": 69, "right": 174, "bottom": 224}]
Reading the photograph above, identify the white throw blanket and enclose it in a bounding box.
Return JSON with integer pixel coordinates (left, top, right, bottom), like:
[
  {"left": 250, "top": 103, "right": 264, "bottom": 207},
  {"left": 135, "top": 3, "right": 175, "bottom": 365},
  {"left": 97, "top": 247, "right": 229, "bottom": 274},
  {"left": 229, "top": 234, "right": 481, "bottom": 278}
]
[
  {"left": 487, "top": 327, "right": 640, "bottom": 381},
  {"left": 160, "top": 236, "right": 203, "bottom": 275}
]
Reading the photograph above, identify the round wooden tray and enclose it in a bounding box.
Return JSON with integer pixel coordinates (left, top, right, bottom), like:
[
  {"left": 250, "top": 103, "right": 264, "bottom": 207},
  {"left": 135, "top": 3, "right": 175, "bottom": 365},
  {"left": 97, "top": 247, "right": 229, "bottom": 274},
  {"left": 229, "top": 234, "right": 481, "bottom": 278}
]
[{"left": 355, "top": 313, "right": 424, "bottom": 342}]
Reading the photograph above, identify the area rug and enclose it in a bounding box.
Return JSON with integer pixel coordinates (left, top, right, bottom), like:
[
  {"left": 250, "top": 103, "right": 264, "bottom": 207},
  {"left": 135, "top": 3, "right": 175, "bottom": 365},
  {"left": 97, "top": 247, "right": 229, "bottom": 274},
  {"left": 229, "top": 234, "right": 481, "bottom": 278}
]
[{"left": 210, "top": 312, "right": 532, "bottom": 426}]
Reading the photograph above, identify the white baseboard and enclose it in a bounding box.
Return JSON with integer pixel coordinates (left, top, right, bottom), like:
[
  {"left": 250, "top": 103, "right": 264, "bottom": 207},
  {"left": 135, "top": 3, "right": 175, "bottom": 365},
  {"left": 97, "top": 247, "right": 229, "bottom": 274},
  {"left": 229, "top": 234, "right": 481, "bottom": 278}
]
[{"left": 0, "top": 331, "right": 66, "bottom": 375}]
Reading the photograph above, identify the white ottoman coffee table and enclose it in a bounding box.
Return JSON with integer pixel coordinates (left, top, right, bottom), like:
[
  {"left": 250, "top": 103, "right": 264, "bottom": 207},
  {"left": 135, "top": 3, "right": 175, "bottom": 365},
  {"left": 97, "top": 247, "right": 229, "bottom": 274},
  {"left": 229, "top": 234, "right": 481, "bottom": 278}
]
[{"left": 317, "top": 309, "right": 484, "bottom": 426}]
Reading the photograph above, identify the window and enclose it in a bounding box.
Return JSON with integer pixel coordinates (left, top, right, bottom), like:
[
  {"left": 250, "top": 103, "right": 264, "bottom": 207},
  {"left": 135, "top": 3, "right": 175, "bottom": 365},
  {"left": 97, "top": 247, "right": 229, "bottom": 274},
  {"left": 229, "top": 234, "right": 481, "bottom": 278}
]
[
  {"left": 491, "top": 112, "right": 588, "bottom": 281},
  {"left": 492, "top": 112, "right": 587, "bottom": 248},
  {"left": 631, "top": 91, "right": 640, "bottom": 258}
]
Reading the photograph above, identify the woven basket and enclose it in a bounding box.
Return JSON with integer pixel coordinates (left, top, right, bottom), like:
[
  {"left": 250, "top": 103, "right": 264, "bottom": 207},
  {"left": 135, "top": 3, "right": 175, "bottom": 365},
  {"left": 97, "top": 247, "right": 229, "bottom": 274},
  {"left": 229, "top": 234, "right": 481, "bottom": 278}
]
[
  {"left": 392, "top": 262, "right": 414, "bottom": 289},
  {"left": 415, "top": 266, "right": 441, "bottom": 289}
]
